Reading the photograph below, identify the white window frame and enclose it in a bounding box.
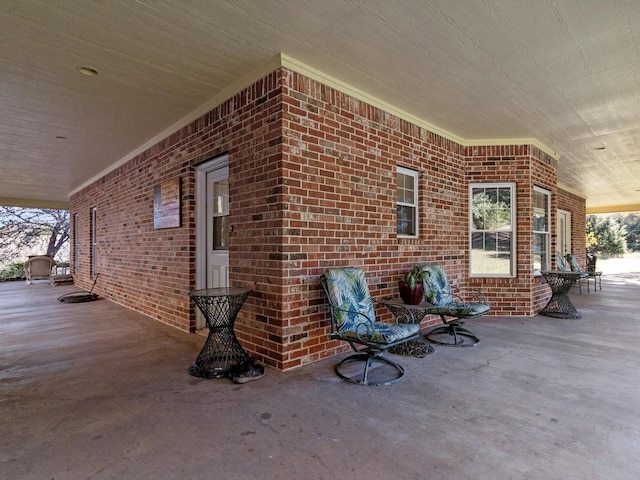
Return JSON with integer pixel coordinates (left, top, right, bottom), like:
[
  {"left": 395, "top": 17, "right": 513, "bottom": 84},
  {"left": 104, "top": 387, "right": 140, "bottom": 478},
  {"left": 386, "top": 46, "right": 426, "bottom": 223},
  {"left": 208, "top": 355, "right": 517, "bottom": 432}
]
[
  {"left": 396, "top": 166, "right": 419, "bottom": 238},
  {"left": 469, "top": 182, "right": 516, "bottom": 278},
  {"left": 533, "top": 186, "right": 551, "bottom": 273},
  {"left": 73, "top": 213, "right": 79, "bottom": 274},
  {"left": 91, "top": 206, "right": 98, "bottom": 280}
]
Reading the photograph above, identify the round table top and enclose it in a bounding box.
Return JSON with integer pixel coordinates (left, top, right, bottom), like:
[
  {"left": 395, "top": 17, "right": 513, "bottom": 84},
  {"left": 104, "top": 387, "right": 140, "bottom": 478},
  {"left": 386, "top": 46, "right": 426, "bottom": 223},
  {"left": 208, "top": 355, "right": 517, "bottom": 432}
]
[
  {"left": 188, "top": 287, "right": 252, "bottom": 298},
  {"left": 382, "top": 297, "right": 435, "bottom": 309},
  {"left": 541, "top": 270, "right": 588, "bottom": 278}
]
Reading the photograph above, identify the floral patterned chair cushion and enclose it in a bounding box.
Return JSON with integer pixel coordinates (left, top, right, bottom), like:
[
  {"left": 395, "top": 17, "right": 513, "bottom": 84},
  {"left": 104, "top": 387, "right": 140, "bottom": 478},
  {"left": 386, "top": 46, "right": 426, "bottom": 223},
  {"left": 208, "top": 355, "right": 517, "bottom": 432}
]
[
  {"left": 419, "top": 264, "right": 489, "bottom": 347},
  {"left": 566, "top": 254, "right": 582, "bottom": 272},
  {"left": 422, "top": 264, "right": 490, "bottom": 318},
  {"left": 320, "top": 267, "right": 420, "bottom": 385},
  {"left": 565, "top": 253, "right": 602, "bottom": 293},
  {"left": 556, "top": 252, "right": 569, "bottom": 271},
  {"left": 322, "top": 268, "right": 419, "bottom": 344}
]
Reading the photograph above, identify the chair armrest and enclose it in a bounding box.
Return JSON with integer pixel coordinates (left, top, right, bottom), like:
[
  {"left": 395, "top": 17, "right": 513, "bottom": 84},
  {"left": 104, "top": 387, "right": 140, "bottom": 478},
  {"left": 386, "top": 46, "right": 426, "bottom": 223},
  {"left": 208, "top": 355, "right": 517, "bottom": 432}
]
[
  {"left": 327, "top": 303, "right": 376, "bottom": 339},
  {"left": 442, "top": 289, "right": 489, "bottom": 317},
  {"left": 462, "top": 288, "right": 488, "bottom": 304}
]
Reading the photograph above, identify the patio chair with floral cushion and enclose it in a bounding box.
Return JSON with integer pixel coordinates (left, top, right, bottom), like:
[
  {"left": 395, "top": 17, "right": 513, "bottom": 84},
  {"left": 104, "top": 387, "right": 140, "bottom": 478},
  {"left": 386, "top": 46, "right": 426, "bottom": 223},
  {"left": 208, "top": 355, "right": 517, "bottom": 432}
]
[
  {"left": 565, "top": 253, "right": 602, "bottom": 293},
  {"left": 556, "top": 251, "right": 570, "bottom": 271},
  {"left": 320, "top": 268, "right": 420, "bottom": 386},
  {"left": 23, "top": 255, "right": 55, "bottom": 284},
  {"left": 586, "top": 253, "right": 602, "bottom": 291},
  {"left": 421, "top": 264, "right": 489, "bottom": 347}
]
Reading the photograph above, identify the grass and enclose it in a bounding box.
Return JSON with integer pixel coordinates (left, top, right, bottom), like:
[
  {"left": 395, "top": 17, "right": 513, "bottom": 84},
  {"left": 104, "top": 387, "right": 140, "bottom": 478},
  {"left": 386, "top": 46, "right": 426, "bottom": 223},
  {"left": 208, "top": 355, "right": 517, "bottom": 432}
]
[{"left": 597, "top": 253, "right": 640, "bottom": 274}]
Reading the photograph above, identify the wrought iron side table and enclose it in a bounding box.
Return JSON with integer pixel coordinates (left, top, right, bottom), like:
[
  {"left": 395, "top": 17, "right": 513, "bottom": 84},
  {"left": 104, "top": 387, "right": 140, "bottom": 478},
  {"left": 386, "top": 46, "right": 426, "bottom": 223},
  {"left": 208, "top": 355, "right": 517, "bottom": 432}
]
[
  {"left": 539, "top": 271, "right": 587, "bottom": 319},
  {"left": 188, "top": 287, "right": 252, "bottom": 378},
  {"left": 382, "top": 298, "right": 436, "bottom": 357}
]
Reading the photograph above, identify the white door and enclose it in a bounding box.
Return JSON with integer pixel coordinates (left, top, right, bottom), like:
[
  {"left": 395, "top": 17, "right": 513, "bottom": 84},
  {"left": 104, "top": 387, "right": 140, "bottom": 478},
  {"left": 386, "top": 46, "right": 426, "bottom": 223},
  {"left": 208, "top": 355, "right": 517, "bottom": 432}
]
[
  {"left": 557, "top": 209, "right": 572, "bottom": 257},
  {"left": 195, "top": 155, "right": 229, "bottom": 329},
  {"left": 206, "top": 167, "right": 229, "bottom": 289}
]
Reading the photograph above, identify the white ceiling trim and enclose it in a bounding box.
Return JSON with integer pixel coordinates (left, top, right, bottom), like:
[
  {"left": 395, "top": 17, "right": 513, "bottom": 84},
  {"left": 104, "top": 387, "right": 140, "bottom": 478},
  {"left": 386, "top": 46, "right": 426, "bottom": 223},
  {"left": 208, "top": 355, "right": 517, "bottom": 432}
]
[
  {"left": 281, "top": 55, "right": 561, "bottom": 161},
  {"left": 557, "top": 183, "right": 587, "bottom": 200},
  {"left": 69, "top": 54, "right": 284, "bottom": 197},
  {"left": 71, "top": 53, "right": 564, "bottom": 198},
  {"left": 0, "top": 197, "right": 70, "bottom": 210}
]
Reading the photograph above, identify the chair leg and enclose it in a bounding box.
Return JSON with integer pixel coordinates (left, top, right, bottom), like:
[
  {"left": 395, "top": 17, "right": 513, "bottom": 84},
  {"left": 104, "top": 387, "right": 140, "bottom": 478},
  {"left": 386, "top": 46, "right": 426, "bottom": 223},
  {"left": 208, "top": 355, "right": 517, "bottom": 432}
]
[
  {"left": 591, "top": 274, "right": 602, "bottom": 292},
  {"left": 334, "top": 352, "right": 406, "bottom": 386}
]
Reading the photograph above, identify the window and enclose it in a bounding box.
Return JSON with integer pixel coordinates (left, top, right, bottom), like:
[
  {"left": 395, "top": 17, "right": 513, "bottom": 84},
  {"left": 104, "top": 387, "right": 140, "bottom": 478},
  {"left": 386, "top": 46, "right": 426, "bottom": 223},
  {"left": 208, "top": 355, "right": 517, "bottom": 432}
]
[
  {"left": 533, "top": 187, "right": 551, "bottom": 272},
  {"left": 211, "top": 177, "right": 229, "bottom": 250},
  {"left": 397, "top": 166, "right": 418, "bottom": 237},
  {"left": 73, "top": 213, "right": 79, "bottom": 274},
  {"left": 470, "top": 183, "right": 516, "bottom": 277},
  {"left": 91, "top": 207, "right": 97, "bottom": 279}
]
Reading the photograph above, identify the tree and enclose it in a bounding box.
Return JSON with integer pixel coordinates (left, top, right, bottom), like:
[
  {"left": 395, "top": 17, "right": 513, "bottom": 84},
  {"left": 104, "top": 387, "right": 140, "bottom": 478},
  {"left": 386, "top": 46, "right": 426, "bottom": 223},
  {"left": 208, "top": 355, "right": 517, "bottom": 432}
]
[
  {"left": 586, "top": 214, "right": 626, "bottom": 257},
  {"left": 621, "top": 212, "right": 640, "bottom": 252},
  {"left": 471, "top": 190, "right": 512, "bottom": 230},
  {"left": 0, "top": 207, "right": 70, "bottom": 265}
]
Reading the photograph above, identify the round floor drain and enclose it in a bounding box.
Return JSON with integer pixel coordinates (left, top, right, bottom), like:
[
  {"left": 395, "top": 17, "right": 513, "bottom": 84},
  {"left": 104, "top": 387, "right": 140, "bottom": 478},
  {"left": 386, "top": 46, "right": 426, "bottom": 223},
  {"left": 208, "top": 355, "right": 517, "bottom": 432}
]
[{"left": 58, "top": 292, "right": 99, "bottom": 303}]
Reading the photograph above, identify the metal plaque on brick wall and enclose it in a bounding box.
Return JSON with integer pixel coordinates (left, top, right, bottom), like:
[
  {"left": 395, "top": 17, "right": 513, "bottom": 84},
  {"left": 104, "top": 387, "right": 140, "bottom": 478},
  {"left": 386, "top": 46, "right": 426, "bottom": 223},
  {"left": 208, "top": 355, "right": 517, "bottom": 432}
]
[{"left": 153, "top": 177, "right": 181, "bottom": 229}]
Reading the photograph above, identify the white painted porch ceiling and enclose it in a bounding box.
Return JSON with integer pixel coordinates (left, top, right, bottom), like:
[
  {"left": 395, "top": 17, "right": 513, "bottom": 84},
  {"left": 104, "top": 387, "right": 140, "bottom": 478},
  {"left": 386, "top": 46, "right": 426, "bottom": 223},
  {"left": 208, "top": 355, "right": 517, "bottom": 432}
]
[{"left": 1, "top": 0, "right": 639, "bottom": 212}]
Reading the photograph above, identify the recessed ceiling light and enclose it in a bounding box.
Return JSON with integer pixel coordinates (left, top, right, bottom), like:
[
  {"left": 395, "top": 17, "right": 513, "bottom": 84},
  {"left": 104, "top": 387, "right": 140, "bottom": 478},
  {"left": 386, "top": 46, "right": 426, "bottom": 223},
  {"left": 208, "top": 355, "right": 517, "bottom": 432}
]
[{"left": 76, "top": 65, "right": 99, "bottom": 76}]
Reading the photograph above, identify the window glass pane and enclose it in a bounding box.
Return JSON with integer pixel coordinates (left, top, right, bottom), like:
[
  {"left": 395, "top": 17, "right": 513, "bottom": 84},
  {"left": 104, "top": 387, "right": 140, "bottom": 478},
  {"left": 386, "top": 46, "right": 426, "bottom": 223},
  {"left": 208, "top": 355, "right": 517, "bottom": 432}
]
[
  {"left": 91, "top": 207, "right": 97, "bottom": 279},
  {"left": 471, "top": 188, "right": 486, "bottom": 229},
  {"left": 397, "top": 167, "right": 418, "bottom": 237},
  {"left": 533, "top": 232, "right": 549, "bottom": 271},
  {"left": 533, "top": 190, "right": 549, "bottom": 232},
  {"left": 213, "top": 215, "right": 229, "bottom": 250},
  {"left": 533, "top": 188, "right": 550, "bottom": 271},
  {"left": 472, "top": 187, "right": 511, "bottom": 231},
  {"left": 470, "top": 183, "right": 514, "bottom": 277},
  {"left": 397, "top": 205, "right": 416, "bottom": 236},
  {"left": 471, "top": 232, "right": 512, "bottom": 275},
  {"left": 397, "top": 172, "right": 414, "bottom": 204},
  {"left": 213, "top": 179, "right": 228, "bottom": 215},
  {"left": 495, "top": 188, "right": 512, "bottom": 229}
]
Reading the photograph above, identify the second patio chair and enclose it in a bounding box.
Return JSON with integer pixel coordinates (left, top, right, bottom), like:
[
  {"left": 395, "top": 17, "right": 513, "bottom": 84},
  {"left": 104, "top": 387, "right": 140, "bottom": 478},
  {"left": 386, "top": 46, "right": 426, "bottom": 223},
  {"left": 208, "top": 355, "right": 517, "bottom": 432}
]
[
  {"left": 565, "top": 253, "right": 602, "bottom": 293},
  {"left": 556, "top": 251, "right": 570, "bottom": 271},
  {"left": 421, "top": 264, "right": 489, "bottom": 347},
  {"left": 24, "top": 255, "right": 55, "bottom": 284},
  {"left": 320, "top": 268, "right": 420, "bottom": 386}
]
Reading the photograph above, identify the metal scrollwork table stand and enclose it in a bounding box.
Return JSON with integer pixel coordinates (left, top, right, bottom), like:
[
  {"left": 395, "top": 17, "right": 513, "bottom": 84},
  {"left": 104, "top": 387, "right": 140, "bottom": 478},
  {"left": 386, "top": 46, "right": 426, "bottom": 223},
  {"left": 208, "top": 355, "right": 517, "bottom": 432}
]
[
  {"left": 539, "top": 271, "right": 587, "bottom": 319},
  {"left": 382, "top": 298, "right": 435, "bottom": 357},
  {"left": 188, "top": 287, "right": 252, "bottom": 378}
]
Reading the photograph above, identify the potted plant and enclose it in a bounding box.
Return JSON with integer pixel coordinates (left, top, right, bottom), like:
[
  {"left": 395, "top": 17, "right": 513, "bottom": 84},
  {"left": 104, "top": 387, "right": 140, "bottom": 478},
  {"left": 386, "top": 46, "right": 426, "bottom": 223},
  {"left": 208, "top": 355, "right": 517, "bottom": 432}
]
[{"left": 399, "top": 265, "right": 428, "bottom": 305}]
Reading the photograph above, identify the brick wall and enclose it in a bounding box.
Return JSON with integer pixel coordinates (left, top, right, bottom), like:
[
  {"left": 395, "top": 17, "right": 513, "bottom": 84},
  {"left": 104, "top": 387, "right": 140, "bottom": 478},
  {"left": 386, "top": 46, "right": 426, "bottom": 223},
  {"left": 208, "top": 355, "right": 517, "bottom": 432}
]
[
  {"left": 464, "top": 145, "right": 558, "bottom": 314},
  {"left": 71, "top": 70, "right": 284, "bottom": 334},
  {"left": 70, "top": 66, "right": 585, "bottom": 371}
]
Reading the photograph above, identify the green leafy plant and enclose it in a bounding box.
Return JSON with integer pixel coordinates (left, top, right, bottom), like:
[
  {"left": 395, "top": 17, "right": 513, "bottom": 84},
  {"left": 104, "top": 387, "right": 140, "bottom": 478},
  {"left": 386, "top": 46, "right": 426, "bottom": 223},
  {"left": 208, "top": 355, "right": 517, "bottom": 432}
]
[{"left": 404, "top": 265, "right": 429, "bottom": 290}]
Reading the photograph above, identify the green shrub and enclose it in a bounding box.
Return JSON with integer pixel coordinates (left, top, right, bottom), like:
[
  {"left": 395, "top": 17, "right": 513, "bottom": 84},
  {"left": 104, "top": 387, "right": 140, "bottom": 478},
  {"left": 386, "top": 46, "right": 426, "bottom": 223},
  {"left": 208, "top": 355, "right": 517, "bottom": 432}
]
[{"left": 0, "top": 262, "right": 25, "bottom": 281}]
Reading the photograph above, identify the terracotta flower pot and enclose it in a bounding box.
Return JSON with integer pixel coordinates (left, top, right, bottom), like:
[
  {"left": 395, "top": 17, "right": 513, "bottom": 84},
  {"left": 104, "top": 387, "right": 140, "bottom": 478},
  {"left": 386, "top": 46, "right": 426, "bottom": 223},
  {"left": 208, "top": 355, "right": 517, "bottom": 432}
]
[{"left": 399, "top": 280, "right": 424, "bottom": 305}]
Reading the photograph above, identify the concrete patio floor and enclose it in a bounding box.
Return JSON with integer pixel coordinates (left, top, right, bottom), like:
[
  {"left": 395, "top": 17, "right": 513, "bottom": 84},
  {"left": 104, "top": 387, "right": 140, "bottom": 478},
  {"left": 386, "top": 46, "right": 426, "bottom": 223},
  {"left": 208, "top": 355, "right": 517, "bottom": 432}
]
[{"left": 1, "top": 274, "right": 639, "bottom": 480}]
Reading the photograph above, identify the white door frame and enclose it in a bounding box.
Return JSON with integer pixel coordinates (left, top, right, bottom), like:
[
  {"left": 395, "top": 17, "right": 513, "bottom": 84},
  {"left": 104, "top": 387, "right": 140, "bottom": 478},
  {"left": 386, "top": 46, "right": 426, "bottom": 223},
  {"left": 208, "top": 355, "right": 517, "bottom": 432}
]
[
  {"left": 195, "top": 154, "right": 229, "bottom": 328},
  {"left": 557, "top": 209, "right": 572, "bottom": 257}
]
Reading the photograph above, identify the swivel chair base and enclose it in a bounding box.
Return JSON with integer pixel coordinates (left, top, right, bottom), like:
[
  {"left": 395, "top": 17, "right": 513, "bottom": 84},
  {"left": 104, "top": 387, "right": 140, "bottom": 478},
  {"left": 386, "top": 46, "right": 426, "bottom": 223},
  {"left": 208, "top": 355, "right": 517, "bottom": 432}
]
[
  {"left": 426, "top": 322, "right": 479, "bottom": 347},
  {"left": 335, "top": 353, "right": 405, "bottom": 386}
]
